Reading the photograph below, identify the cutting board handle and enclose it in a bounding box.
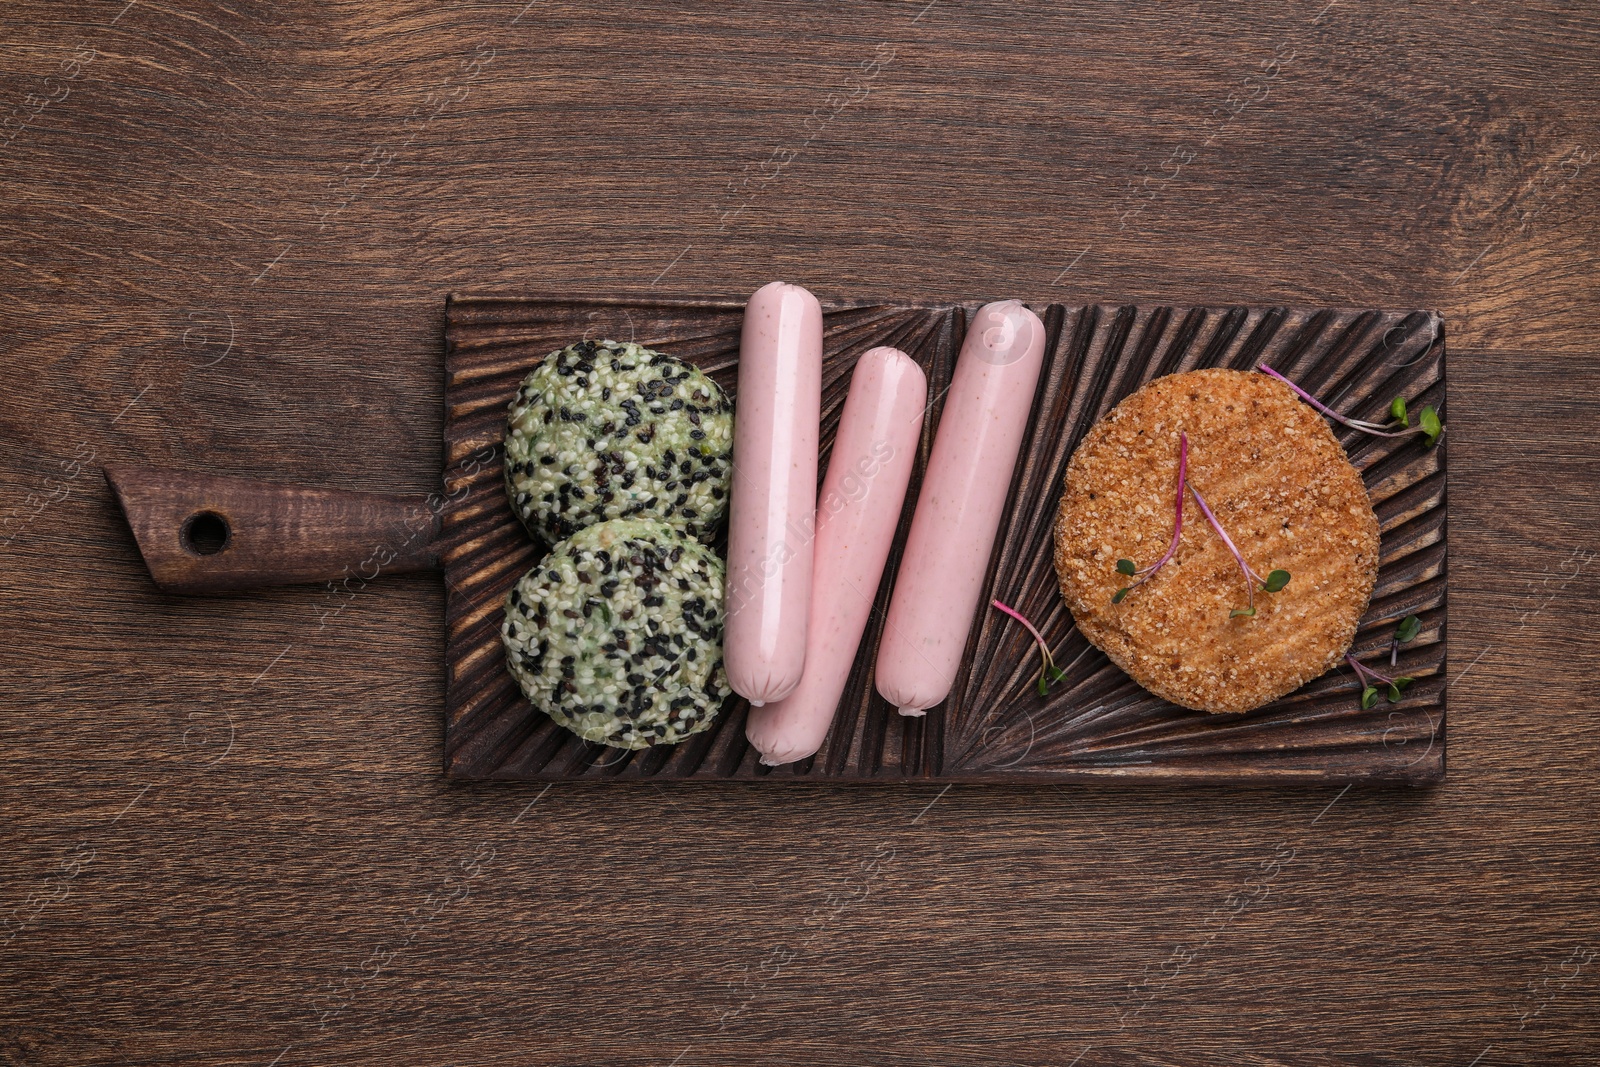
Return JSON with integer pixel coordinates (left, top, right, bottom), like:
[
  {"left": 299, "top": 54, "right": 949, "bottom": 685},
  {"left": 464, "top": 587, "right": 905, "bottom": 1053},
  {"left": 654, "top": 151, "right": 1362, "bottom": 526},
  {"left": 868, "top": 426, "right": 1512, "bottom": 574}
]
[{"left": 104, "top": 465, "right": 441, "bottom": 594}]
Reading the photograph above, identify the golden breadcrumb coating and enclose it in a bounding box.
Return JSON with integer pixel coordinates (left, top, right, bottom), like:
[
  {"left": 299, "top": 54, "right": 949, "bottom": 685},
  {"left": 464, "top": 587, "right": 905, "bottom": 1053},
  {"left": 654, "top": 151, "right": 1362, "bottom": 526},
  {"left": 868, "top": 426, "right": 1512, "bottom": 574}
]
[{"left": 1054, "top": 368, "right": 1379, "bottom": 714}]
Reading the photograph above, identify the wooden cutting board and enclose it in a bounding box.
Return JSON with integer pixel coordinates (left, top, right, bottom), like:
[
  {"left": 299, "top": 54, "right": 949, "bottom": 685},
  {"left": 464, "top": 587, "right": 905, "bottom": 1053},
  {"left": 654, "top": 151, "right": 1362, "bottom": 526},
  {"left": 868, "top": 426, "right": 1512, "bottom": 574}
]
[
  {"left": 437, "top": 295, "right": 1446, "bottom": 784},
  {"left": 105, "top": 294, "right": 1446, "bottom": 785}
]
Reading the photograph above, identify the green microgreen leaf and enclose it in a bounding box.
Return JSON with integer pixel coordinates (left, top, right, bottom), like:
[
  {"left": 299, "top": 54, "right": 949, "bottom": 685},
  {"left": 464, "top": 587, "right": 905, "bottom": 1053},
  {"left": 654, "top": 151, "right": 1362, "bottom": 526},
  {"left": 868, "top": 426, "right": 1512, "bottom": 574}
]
[
  {"left": 1361, "top": 685, "right": 1379, "bottom": 709},
  {"left": 1263, "top": 569, "right": 1291, "bottom": 593},
  {"left": 1113, "top": 587, "right": 1131, "bottom": 604},
  {"left": 1116, "top": 558, "right": 1136, "bottom": 576},
  {"left": 1419, "top": 405, "right": 1442, "bottom": 446},
  {"left": 1390, "top": 396, "right": 1409, "bottom": 426},
  {"left": 1396, "top": 615, "right": 1421, "bottom": 643},
  {"left": 1230, "top": 606, "right": 1257, "bottom": 618}
]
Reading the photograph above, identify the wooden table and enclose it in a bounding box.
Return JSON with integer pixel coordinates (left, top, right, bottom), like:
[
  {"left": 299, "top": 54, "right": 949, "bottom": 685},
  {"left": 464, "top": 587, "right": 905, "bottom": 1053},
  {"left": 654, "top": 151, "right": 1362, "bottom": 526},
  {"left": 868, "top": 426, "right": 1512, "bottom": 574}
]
[{"left": 2, "top": 2, "right": 1595, "bottom": 1063}]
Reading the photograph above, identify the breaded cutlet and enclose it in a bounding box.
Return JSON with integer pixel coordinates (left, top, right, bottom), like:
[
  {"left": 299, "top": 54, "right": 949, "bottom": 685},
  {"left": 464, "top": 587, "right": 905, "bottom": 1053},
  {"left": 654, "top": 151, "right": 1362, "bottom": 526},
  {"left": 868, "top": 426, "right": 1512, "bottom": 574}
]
[{"left": 1053, "top": 368, "right": 1380, "bottom": 714}]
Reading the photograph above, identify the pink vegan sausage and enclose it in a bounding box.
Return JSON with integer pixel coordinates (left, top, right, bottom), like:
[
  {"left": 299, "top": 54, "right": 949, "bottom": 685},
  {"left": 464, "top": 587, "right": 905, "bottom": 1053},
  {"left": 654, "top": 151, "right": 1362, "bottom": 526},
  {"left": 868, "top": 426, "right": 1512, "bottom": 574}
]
[
  {"left": 746, "top": 346, "right": 927, "bottom": 765},
  {"left": 874, "top": 300, "right": 1047, "bottom": 716},
  {"left": 723, "top": 282, "right": 823, "bottom": 705}
]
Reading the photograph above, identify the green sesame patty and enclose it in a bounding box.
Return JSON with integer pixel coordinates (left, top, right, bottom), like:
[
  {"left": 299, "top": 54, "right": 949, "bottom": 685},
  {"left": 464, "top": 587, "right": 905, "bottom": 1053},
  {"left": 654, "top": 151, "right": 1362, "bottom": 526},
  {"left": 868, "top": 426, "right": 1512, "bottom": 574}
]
[
  {"left": 504, "top": 340, "right": 734, "bottom": 544},
  {"left": 501, "top": 518, "right": 731, "bottom": 750}
]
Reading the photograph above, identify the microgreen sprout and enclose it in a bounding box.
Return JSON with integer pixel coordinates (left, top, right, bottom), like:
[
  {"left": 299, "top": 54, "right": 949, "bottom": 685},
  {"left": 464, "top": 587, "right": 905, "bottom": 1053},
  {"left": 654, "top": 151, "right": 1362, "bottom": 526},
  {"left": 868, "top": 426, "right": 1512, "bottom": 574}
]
[
  {"left": 991, "top": 599, "right": 1068, "bottom": 696},
  {"left": 1391, "top": 613, "right": 1421, "bottom": 666},
  {"left": 1113, "top": 433, "right": 1188, "bottom": 604},
  {"left": 1257, "top": 364, "right": 1443, "bottom": 447},
  {"left": 1345, "top": 653, "right": 1414, "bottom": 708},
  {"left": 1186, "top": 480, "right": 1291, "bottom": 617}
]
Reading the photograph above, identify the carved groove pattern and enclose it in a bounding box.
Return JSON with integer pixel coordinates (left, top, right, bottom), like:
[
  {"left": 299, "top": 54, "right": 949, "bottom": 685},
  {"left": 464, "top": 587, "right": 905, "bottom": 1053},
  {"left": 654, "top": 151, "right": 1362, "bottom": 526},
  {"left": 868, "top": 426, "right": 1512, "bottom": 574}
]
[{"left": 442, "top": 296, "right": 1445, "bottom": 783}]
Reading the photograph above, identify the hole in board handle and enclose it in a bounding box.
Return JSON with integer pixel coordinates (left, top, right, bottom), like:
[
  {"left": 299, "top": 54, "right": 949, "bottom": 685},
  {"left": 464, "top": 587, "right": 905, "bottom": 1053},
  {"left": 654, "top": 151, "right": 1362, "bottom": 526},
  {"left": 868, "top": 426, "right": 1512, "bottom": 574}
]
[{"left": 181, "top": 511, "right": 231, "bottom": 556}]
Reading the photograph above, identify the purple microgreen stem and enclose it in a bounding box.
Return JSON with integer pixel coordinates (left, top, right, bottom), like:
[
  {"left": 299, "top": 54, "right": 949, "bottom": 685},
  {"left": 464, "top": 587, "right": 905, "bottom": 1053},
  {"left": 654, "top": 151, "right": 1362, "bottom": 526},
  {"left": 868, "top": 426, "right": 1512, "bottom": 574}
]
[
  {"left": 1257, "top": 363, "right": 1443, "bottom": 446},
  {"left": 1113, "top": 433, "right": 1188, "bottom": 603},
  {"left": 991, "top": 599, "right": 1067, "bottom": 696},
  {"left": 1345, "top": 653, "right": 1395, "bottom": 687},
  {"left": 1187, "top": 481, "right": 1289, "bottom": 616},
  {"left": 1188, "top": 483, "right": 1266, "bottom": 585}
]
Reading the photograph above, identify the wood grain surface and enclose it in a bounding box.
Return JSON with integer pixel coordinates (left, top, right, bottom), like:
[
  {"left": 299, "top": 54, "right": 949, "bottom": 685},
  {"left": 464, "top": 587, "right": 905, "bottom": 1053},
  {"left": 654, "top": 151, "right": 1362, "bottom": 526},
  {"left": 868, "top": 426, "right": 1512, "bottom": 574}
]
[
  {"left": 442, "top": 296, "right": 1447, "bottom": 784},
  {"left": 1, "top": 1, "right": 1596, "bottom": 1064}
]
